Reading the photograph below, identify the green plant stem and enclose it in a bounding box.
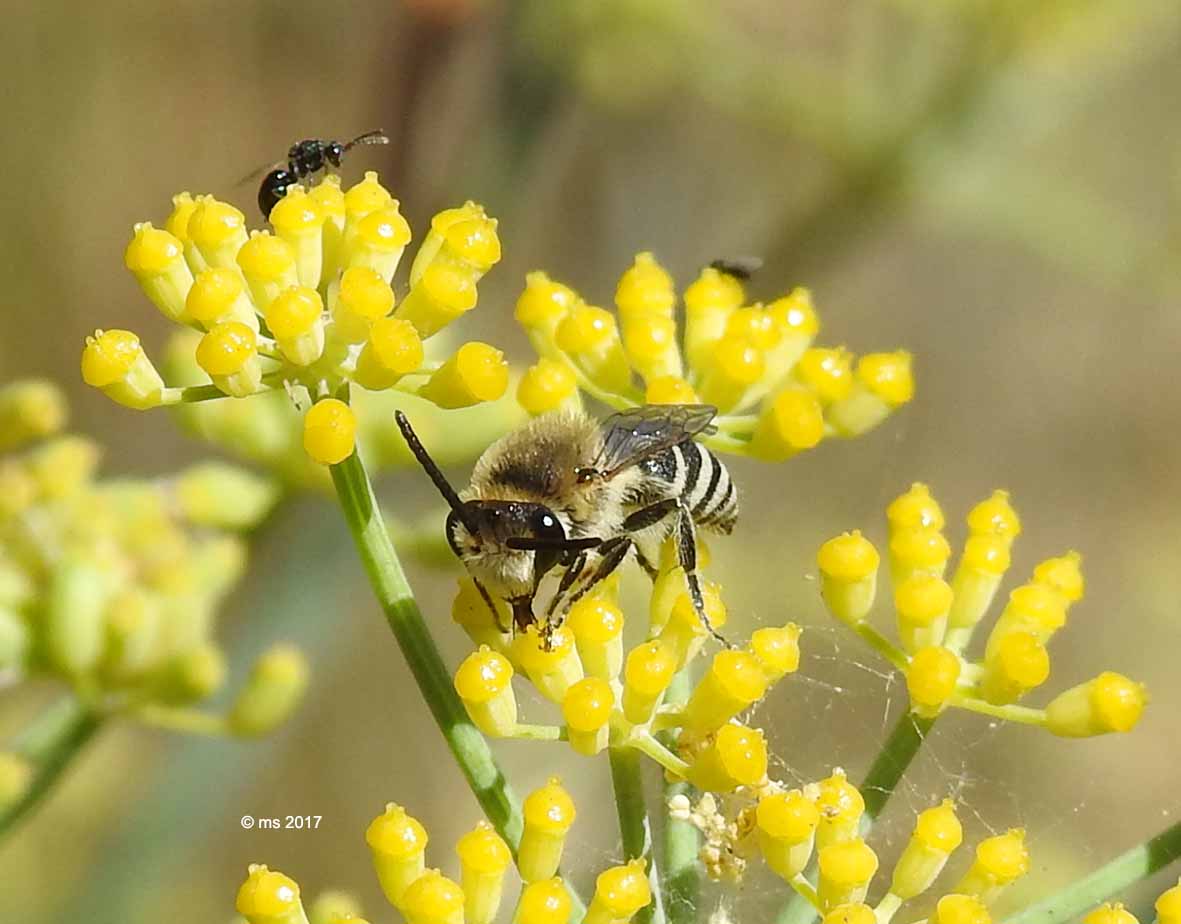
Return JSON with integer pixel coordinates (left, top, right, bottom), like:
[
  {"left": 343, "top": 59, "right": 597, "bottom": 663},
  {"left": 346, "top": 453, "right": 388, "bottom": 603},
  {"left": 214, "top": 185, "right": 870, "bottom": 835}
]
[
  {"left": 610, "top": 746, "right": 663, "bottom": 924},
  {"left": 0, "top": 696, "right": 102, "bottom": 838},
  {"left": 329, "top": 451, "right": 524, "bottom": 845},
  {"left": 661, "top": 670, "right": 700, "bottom": 924},
  {"left": 1003, "top": 820, "right": 1181, "bottom": 924}
]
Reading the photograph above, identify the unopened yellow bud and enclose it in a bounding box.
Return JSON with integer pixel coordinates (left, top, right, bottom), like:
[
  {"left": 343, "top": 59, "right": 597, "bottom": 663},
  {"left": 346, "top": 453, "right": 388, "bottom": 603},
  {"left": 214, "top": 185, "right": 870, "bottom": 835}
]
[
  {"left": 510, "top": 625, "right": 583, "bottom": 702},
  {"left": 763, "top": 287, "right": 819, "bottom": 381},
  {"left": 688, "top": 723, "right": 768, "bottom": 792},
  {"left": 684, "top": 267, "right": 744, "bottom": 370},
  {"left": 451, "top": 578, "right": 510, "bottom": 652},
  {"left": 818, "top": 531, "right": 879, "bottom": 624},
  {"left": 980, "top": 632, "right": 1049, "bottom": 704},
  {"left": 616, "top": 252, "right": 675, "bottom": 321},
  {"left": 269, "top": 185, "right": 326, "bottom": 288},
  {"left": 515, "top": 879, "right": 571, "bottom": 924},
  {"left": 946, "top": 535, "right": 1011, "bottom": 646},
  {"left": 684, "top": 649, "right": 769, "bottom": 731},
  {"left": 815, "top": 770, "right": 865, "bottom": 849},
  {"left": 228, "top": 644, "right": 309, "bottom": 736},
  {"left": 411, "top": 204, "right": 498, "bottom": 284},
  {"left": 888, "top": 483, "right": 945, "bottom": 533},
  {"left": 236, "top": 864, "right": 305, "bottom": 924},
  {"left": 188, "top": 196, "right": 249, "bottom": 270},
  {"left": 757, "top": 790, "right": 819, "bottom": 881},
  {"left": 518, "top": 358, "right": 580, "bottom": 416},
  {"left": 124, "top": 222, "right": 194, "bottom": 322},
  {"left": 984, "top": 583, "right": 1067, "bottom": 661},
  {"left": 657, "top": 580, "right": 728, "bottom": 668},
  {"left": 1155, "top": 881, "right": 1181, "bottom": 924},
  {"left": 520, "top": 777, "right": 577, "bottom": 883},
  {"left": 906, "top": 646, "right": 961, "bottom": 717},
  {"left": 556, "top": 304, "right": 633, "bottom": 394},
  {"left": 1085, "top": 905, "right": 1139, "bottom": 924},
  {"left": 266, "top": 286, "right": 325, "bottom": 366},
  {"left": 1045, "top": 672, "right": 1147, "bottom": 737},
  {"left": 824, "top": 904, "right": 875, "bottom": 924},
  {"left": 345, "top": 204, "right": 412, "bottom": 284},
  {"left": 27, "top": 435, "right": 100, "bottom": 499},
  {"left": 622, "top": 315, "right": 682, "bottom": 381},
  {"left": 457, "top": 821, "right": 512, "bottom": 924},
  {"left": 750, "top": 386, "right": 824, "bottom": 461},
  {"left": 954, "top": 829, "right": 1029, "bottom": 902},
  {"left": 454, "top": 646, "right": 517, "bottom": 737},
  {"left": 395, "top": 264, "right": 479, "bottom": 338},
  {"left": 45, "top": 559, "right": 110, "bottom": 675},
  {"left": 818, "top": 839, "right": 879, "bottom": 911},
  {"left": 307, "top": 891, "right": 363, "bottom": 924},
  {"left": 645, "top": 375, "right": 699, "bottom": 405},
  {"left": 929, "top": 895, "right": 991, "bottom": 924},
  {"left": 726, "top": 306, "right": 781, "bottom": 350},
  {"left": 81, "top": 329, "right": 166, "bottom": 409},
  {"left": 166, "top": 641, "right": 228, "bottom": 702},
  {"left": 1032, "top": 551, "right": 1085, "bottom": 605},
  {"left": 238, "top": 230, "right": 299, "bottom": 311},
  {"left": 622, "top": 640, "right": 678, "bottom": 724},
  {"left": 366, "top": 803, "right": 429, "bottom": 909},
  {"left": 331, "top": 265, "right": 395, "bottom": 343},
  {"left": 890, "top": 528, "right": 951, "bottom": 586},
  {"left": 698, "top": 335, "right": 765, "bottom": 411},
  {"left": 344, "top": 171, "right": 392, "bottom": 221},
  {"left": 196, "top": 321, "right": 263, "bottom": 397},
  {"left": 562, "top": 676, "right": 615, "bottom": 755},
  {"left": 895, "top": 575, "right": 953, "bottom": 652},
  {"left": 420, "top": 342, "right": 509, "bottom": 409},
  {"left": 166, "top": 190, "right": 199, "bottom": 245},
  {"left": 827, "top": 351, "right": 915, "bottom": 437},
  {"left": 795, "top": 348, "right": 853, "bottom": 405},
  {"left": 303, "top": 399, "right": 357, "bottom": 465},
  {"left": 0, "top": 380, "right": 66, "bottom": 451},
  {"left": 891, "top": 800, "right": 963, "bottom": 898},
  {"left": 967, "top": 491, "right": 1021, "bottom": 544},
  {"left": 585, "top": 859, "right": 652, "bottom": 924},
  {"left": 354, "top": 318, "right": 424, "bottom": 391},
  {"left": 401, "top": 869, "right": 465, "bottom": 924},
  {"left": 568, "top": 596, "right": 624, "bottom": 680},
  {"left": 187, "top": 266, "right": 258, "bottom": 330},
  {"left": 749, "top": 623, "right": 802, "bottom": 684},
  {"left": 516, "top": 272, "right": 578, "bottom": 336}
]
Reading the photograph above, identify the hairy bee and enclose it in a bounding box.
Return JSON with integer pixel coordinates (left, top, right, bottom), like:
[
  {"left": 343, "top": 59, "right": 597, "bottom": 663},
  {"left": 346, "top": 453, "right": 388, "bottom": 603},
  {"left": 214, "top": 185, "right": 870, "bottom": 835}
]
[{"left": 396, "top": 404, "right": 738, "bottom": 641}]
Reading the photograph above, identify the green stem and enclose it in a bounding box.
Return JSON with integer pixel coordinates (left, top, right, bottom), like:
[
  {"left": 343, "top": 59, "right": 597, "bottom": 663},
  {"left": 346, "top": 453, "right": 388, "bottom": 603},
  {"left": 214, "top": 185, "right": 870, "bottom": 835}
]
[
  {"left": 661, "top": 670, "right": 700, "bottom": 924},
  {"left": 610, "top": 747, "right": 663, "bottom": 924},
  {"left": 1003, "top": 820, "right": 1181, "bottom": 924},
  {"left": 329, "top": 451, "right": 524, "bottom": 845},
  {"left": 0, "top": 696, "right": 102, "bottom": 838}
]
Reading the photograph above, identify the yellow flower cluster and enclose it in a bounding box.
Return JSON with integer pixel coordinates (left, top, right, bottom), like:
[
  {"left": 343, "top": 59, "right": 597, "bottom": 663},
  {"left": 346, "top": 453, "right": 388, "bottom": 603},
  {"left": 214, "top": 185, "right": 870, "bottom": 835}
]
[
  {"left": 1082, "top": 881, "right": 1181, "bottom": 924},
  {"left": 671, "top": 769, "right": 1029, "bottom": 919},
  {"left": 0, "top": 379, "right": 306, "bottom": 804},
  {"left": 514, "top": 254, "right": 913, "bottom": 458},
  {"left": 83, "top": 173, "right": 509, "bottom": 466},
  {"left": 236, "top": 791, "right": 651, "bottom": 924},
  {"left": 817, "top": 483, "right": 1148, "bottom": 735},
  {"left": 451, "top": 542, "right": 799, "bottom": 790}
]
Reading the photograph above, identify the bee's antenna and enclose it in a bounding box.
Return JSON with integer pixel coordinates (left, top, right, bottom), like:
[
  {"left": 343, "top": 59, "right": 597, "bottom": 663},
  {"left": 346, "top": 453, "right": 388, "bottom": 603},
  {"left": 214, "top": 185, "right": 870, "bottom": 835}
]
[
  {"left": 344, "top": 130, "right": 390, "bottom": 152},
  {"left": 394, "top": 411, "right": 479, "bottom": 532}
]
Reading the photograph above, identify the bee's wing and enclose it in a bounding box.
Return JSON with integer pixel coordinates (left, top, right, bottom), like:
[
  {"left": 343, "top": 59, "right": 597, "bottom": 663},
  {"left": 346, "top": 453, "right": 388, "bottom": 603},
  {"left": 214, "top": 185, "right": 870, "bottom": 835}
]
[
  {"left": 232, "top": 160, "right": 283, "bottom": 189},
  {"left": 595, "top": 404, "right": 718, "bottom": 480}
]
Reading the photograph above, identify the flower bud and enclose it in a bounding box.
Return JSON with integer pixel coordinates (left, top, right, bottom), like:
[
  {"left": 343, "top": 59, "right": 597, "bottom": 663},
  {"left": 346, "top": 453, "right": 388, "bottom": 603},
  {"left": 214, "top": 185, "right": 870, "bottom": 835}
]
[
  {"left": 237, "top": 230, "right": 299, "bottom": 312},
  {"left": 344, "top": 171, "right": 393, "bottom": 222},
  {"left": 518, "top": 358, "right": 580, "bottom": 416},
  {"left": 929, "top": 895, "right": 991, "bottom": 924},
  {"left": 749, "top": 623, "right": 802, "bottom": 684},
  {"left": 684, "top": 267, "right": 743, "bottom": 370},
  {"left": 750, "top": 386, "right": 825, "bottom": 461},
  {"left": 757, "top": 789, "right": 819, "bottom": 881},
  {"left": 510, "top": 626, "right": 583, "bottom": 703},
  {"left": 175, "top": 462, "right": 277, "bottom": 529},
  {"left": 454, "top": 646, "right": 518, "bottom": 737},
  {"left": 895, "top": 575, "right": 953, "bottom": 653},
  {"left": 764, "top": 287, "right": 819, "bottom": 380},
  {"left": 967, "top": 490, "right": 1021, "bottom": 545},
  {"left": 1085, "top": 905, "right": 1139, "bottom": 924},
  {"left": 188, "top": 196, "right": 249, "bottom": 272},
  {"left": 266, "top": 286, "right": 326, "bottom": 366},
  {"left": 818, "top": 839, "right": 879, "bottom": 911},
  {"left": 81, "top": 329, "right": 166, "bottom": 409},
  {"left": 186, "top": 266, "right": 259, "bottom": 330},
  {"left": 520, "top": 777, "right": 577, "bottom": 883},
  {"left": 953, "top": 829, "right": 1029, "bottom": 903},
  {"left": 1155, "top": 880, "right": 1181, "bottom": 924},
  {"left": 980, "top": 632, "right": 1049, "bottom": 705},
  {"left": 684, "top": 649, "right": 769, "bottom": 732},
  {"left": 622, "top": 314, "right": 682, "bottom": 382},
  {"left": 698, "top": 335, "right": 765, "bottom": 412},
  {"left": 889, "top": 528, "right": 951, "bottom": 587},
  {"left": 555, "top": 304, "right": 633, "bottom": 395},
  {"left": 451, "top": 578, "right": 511, "bottom": 652},
  {"left": 1044, "top": 672, "right": 1147, "bottom": 737},
  {"left": 516, "top": 272, "right": 578, "bottom": 347},
  {"left": 656, "top": 579, "right": 728, "bottom": 668},
  {"left": 344, "top": 203, "right": 412, "bottom": 284},
  {"left": 269, "top": 185, "right": 326, "bottom": 288},
  {"left": 303, "top": 399, "right": 357, "bottom": 465},
  {"left": 457, "top": 820, "right": 512, "bottom": 924},
  {"left": 906, "top": 646, "right": 961, "bottom": 718},
  {"left": 401, "top": 869, "right": 465, "bottom": 924},
  {"left": 166, "top": 191, "right": 203, "bottom": 273},
  {"left": 616, "top": 252, "right": 675, "bottom": 321},
  {"left": 818, "top": 532, "right": 879, "bottom": 625},
  {"left": 354, "top": 318, "right": 424, "bottom": 391},
  {"left": 585, "top": 859, "right": 652, "bottom": 924},
  {"left": 228, "top": 644, "right": 309, "bottom": 736},
  {"left": 514, "top": 878, "right": 571, "bottom": 924},
  {"left": 236, "top": 864, "right": 306, "bottom": 924},
  {"left": 688, "top": 724, "right": 768, "bottom": 793},
  {"left": 395, "top": 264, "right": 479, "bottom": 338},
  {"left": 329, "top": 265, "right": 395, "bottom": 344},
  {"left": 0, "top": 380, "right": 67, "bottom": 451},
  {"left": 568, "top": 596, "right": 624, "bottom": 680},
  {"left": 891, "top": 800, "right": 963, "bottom": 899},
  {"left": 124, "top": 222, "right": 195, "bottom": 322},
  {"left": 795, "top": 348, "right": 853, "bottom": 405},
  {"left": 196, "top": 321, "right": 263, "bottom": 396},
  {"left": 815, "top": 770, "right": 865, "bottom": 849},
  {"left": 983, "top": 583, "right": 1067, "bottom": 662},
  {"left": 366, "top": 803, "right": 428, "bottom": 908},
  {"left": 419, "top": 342, "right": 509, "bottom": 409},
  {"left": 1032, "top": 551, "right": 1085, "bottom": 607},
  {"left": 622, "top": 640, "right": 678, "bottom": 725},
  {"left": 946, "top": 534, "right": 1011, "bottom": 646},
  {"left": 562, "top": 677, "right": 615, "bottom": 755},
  {"left": 645, "top": 375, "right": 699, "bottom": 405},
  {"left": 828, "top": 352, "right": 915, "bottom": 437}
]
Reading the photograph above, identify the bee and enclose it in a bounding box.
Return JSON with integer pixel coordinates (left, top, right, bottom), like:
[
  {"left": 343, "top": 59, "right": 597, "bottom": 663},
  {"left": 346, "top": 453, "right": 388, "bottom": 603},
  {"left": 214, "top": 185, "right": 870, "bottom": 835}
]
[
  {"left": 396, "top": 404, "right": 738, "bottom": 643},
  {"left": 251, "top": 130, "right": 390, "bottom": 219},
  {"left": 709, "top": 256, "right": 763, "bottom": 281}
]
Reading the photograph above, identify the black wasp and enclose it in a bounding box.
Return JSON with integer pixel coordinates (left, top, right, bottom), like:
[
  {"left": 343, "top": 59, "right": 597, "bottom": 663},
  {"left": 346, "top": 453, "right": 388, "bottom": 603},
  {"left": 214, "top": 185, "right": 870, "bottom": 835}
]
[
  {"left": 256, "top": 130, "right": 390, "bottom": 219},
  {"left": 709, "top": 256, "right": 764, "bottom": 281}
]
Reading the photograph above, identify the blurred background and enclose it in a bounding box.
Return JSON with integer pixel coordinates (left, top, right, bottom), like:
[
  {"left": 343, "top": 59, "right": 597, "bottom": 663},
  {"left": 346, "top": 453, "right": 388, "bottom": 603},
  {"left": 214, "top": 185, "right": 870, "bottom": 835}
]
[{"left": 2, "top": 0, "right": 1180, "bottom": 921}]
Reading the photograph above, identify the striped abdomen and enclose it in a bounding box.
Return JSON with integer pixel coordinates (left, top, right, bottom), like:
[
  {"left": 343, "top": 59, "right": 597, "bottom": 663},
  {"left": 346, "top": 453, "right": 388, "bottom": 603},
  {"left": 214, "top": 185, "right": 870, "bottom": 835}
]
[{"left": 637, "top": 440, "right": 738, "bottom": 534}]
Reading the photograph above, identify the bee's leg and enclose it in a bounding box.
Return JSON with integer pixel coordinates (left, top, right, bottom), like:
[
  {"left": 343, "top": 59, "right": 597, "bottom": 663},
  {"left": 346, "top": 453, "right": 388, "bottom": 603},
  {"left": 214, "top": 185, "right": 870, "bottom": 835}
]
[
  {"left": 473, "top": 576, "right": 511, "bottom": 635},
  {"left": 674, "top": 501, "right": 732, "bottom": 648},
  {"left": 558, "top": 536, "right": 633, "bottom": 618},
  {"left": 545, "top": 550, "right": 589, "bottom": 624}
]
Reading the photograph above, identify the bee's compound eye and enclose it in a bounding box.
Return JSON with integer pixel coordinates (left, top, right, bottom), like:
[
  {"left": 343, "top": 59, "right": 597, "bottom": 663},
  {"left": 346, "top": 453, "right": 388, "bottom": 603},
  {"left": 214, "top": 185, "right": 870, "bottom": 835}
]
[
  {"left": 326, "top": 142, "right": 344, "bottom": 166},
  {"left": 532, "top": 509, "right": 565, "bottom": 541}
]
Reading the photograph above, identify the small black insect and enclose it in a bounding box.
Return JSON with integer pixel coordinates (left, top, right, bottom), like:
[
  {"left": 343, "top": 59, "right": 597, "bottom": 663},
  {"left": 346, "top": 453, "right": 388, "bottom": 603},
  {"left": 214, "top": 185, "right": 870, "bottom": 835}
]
[
  {"left": 709, "top": 256, "right": 764, "bottom": 281},
  {"left": 256, "top": 130, "right": 390, "bottom": 219}
]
